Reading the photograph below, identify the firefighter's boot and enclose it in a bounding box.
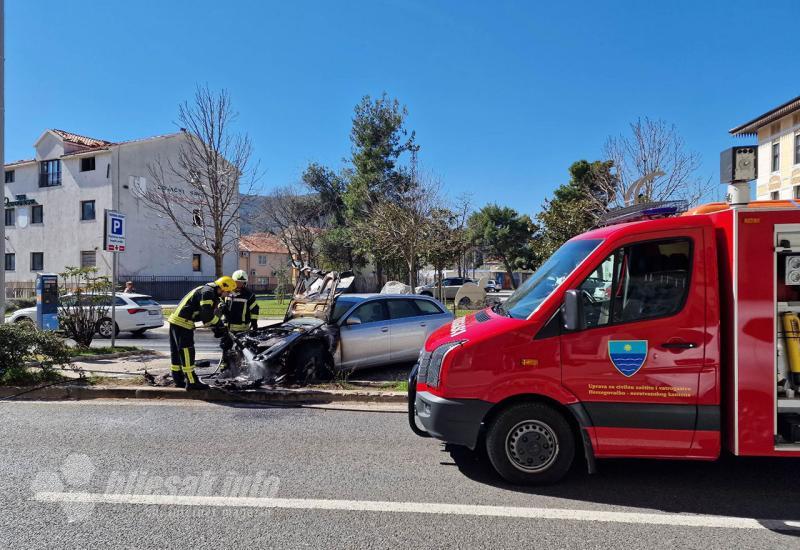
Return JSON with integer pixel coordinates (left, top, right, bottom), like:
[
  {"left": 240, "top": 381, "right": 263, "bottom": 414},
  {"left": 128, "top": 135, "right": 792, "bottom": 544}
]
[
  {"left": 184, "top": 368, "right": 209, "bottom": 390},
  {"left": 171, "top": 367, "right": 186, "bottom": 389}
]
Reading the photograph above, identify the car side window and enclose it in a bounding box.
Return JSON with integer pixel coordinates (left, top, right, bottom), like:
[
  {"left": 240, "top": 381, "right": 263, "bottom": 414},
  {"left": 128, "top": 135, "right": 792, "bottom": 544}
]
[
  {"left": 577, "top": 238, "right": 692, "bottom": 328},
  {"left": 349, "top": 300, "right": 388, "bottom": 324},
  {"left": 387, "top": 299, "right": 419, "bottom": 319},
  {"left": 414, "top": 299, "right": 442, "bottom": 315}
]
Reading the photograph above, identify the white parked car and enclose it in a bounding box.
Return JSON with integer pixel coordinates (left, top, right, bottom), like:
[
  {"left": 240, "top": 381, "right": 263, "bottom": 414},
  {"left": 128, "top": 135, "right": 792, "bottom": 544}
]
[
  {"left": 8, "top": 293, "right": 164, "bottom": 337},
  {"left": 484, "top": 280, "right": 500, "bottom": 293}
]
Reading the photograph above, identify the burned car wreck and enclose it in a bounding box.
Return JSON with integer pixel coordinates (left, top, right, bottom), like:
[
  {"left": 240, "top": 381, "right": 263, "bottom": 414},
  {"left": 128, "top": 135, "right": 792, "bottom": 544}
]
[{"left": 215, "top": 269, "right": 355, "bottom": 388}]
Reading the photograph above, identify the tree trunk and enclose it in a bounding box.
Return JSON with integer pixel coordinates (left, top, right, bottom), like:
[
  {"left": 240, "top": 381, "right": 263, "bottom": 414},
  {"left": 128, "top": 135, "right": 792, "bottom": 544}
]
[
  {"left": 215, "top": 253, "right": 224, "bottom": 278},
  {"left": 503, "top": 260, "right": 517, "bottom": 290},
  {"left": 375, "top": 261, "right": 383, "bottom": 292}
]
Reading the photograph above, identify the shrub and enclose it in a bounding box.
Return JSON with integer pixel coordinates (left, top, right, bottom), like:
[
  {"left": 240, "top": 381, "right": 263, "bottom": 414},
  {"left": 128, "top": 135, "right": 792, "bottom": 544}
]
[
  {"left": 58, "top": 266, "right": 112, "bottom": 348},
  {"left": 0, "top": 323, "right": 72, "bottom": 385}
]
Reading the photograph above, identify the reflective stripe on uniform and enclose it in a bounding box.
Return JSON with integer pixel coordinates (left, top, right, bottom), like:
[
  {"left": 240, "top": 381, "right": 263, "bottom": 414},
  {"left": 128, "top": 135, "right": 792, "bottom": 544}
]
[
  {"left": 203, "top": 316, "right": 219, "bottom": 327},
  {"left": 168, "top": 316, "right": 195, "bottom": 330},
  {"left": 168, "top": 285, "right": 205, "bottom": 330},
  {"left": 229, "top": 323, "right": 249, "bottom": 332},
  {"left": 170, "top": 365, "right": 181, "bottom": 372},
  {"left": 199, "top": 300, "right": 214, "bottom": 306},
  {"left": 249, "top": 301, "right": 259, "bottom": 310}
]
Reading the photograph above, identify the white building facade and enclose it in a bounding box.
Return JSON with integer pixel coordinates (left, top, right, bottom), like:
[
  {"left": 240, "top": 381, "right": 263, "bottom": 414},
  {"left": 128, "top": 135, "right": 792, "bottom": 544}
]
[
  {"left": 729, "top": 95, "right": 800, "bottom": 200},
  {"left": 3, "top": 129, "right": 237, "bottom": 293}
]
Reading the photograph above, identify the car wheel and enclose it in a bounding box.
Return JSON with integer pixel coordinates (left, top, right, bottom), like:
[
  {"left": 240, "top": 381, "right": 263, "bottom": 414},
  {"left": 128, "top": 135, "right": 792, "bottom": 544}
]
[
  {"left": 15, "top": 316, "right": 35, "bottom": 326},
  {"left": 485, "top": 402, "right": 575, "bottom": 485},
  {"left": 290, "top": 343, "right": 333, "bottom": 384},
  {"left": 457, "top": 297, "right": 472, "bottom": 308},
  {"left": 96, "top": 318, "right": 120, "bottom": 338}
]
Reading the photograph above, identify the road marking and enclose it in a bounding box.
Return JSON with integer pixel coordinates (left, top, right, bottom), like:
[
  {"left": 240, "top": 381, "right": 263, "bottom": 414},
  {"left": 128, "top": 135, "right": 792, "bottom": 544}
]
[{"left": 33, "top": 492, "right": 799, "bottom": 531}]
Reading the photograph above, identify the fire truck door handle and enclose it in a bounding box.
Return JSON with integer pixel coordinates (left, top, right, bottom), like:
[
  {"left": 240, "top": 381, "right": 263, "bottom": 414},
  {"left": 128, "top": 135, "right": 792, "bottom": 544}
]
[
  {"left": 381, "top": 327, "right": 389, "bottom": 333},
  {"left": 661, "top": 341, "right": 697, "bottom": 349},
  {"left": 419, "top": 322, "right": 427, "bottom": 327}
]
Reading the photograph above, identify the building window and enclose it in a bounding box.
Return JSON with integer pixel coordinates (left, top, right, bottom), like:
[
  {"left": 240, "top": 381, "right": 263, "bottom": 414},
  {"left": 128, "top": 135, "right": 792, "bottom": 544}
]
[
  {"left": 31, "top": 205, "right": 43, "bottom": 224},
  {"left": 39, "top": 159, "right": 61, "bottom": 187},
  {"left": 4, "top": 208, "right": 14, "bottom": 226},
  {"left": 795, "top": 133, "right": 800, "bottom": 165},
  {"left": 771, "top": 190, "right": 780, "bottom": 200},
  {"left": 257, "top": 277, "right": 268, "bottom": 285},
  {"left": 30, "top": 252, "right": 43, "bottom": 271},
  {"left": 192, "top": 254, "right": 202, "bottom": 272},
  {"left": 192, "top": 209, "right": 203, "bottom": 227},
  {"left": 80, "top": 200, "right": 96, "bottom": 221},
  {"left": 4, "top": 253, "right": 14, "bottom": 271},
  {"left": 772, "top": 142, "right": 780, "bottom": 172},
  {"left": 80, "top": 250, "right": 96, "bottom": 268},
  {"left": 4, "top": 170, "right": 14, "bottom": 183},
  {"left": 80, "top": 156, "right": 96, "bottom": 172},
  {"left": 258, "top": 254, "right": 267, "bottom": 266}
]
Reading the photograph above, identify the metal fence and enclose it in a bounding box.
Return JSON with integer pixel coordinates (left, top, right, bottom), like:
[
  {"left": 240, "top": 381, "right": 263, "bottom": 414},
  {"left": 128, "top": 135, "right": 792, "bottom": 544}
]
[{"left": 118, "top": 275, "right": 215, "bottom": 301}]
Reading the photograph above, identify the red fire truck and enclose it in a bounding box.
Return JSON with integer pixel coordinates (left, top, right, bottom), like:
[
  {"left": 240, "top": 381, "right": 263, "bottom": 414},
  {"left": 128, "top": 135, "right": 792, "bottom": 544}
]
[{"left": 409, "top": 200, "right": 800, "bottom": 484}]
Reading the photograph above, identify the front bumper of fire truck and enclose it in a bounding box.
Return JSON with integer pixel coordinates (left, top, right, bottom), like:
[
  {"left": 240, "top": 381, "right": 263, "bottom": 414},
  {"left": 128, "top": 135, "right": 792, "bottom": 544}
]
[
  {"left": 413, "top": 391, "right": 493, "bottom": 449},
  {"left": 408, "top": 362, "right": 492, "bottom": 449}
]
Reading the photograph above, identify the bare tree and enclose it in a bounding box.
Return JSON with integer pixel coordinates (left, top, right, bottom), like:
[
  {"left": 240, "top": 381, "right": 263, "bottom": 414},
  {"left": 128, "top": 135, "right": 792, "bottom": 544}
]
[
  {"left": 135, "top": 86, "right": 258, "bottom": 276},
  {"left": 260, "top": 185, "right": 324, "bottom": 266},
  {"left": 604, "top": 117, "right": 713, "bottom": 207},
  {"left": 359, "top": 178, "right": 441, "bottom": 289}
]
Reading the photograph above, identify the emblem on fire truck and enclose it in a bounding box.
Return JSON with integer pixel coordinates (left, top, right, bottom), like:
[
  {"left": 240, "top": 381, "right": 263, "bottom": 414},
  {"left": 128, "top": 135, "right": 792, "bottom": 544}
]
[{"left": 608, "top": 340, "right": 647, "bottom": 377}]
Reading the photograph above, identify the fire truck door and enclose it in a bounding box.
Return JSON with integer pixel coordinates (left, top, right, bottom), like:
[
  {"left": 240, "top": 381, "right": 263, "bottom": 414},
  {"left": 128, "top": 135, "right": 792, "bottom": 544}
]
[{"left": 561, "top": 230, "right": 708, "bottom": 457}]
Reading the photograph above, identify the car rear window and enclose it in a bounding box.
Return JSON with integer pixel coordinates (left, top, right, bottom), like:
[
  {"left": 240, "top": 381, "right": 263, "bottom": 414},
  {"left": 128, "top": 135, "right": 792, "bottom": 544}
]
[
  {"left": 414, "top": 299, "right": 442, "bottom": 315},
  {"left": 387, "top": 299, "right": 420, "bottom": 319},
  {"left": 131, "top": 296, "right": 158, "bottom": 306}
]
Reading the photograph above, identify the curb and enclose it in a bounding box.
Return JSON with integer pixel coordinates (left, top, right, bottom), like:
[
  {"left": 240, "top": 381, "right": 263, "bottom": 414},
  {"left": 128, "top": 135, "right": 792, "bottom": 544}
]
[
  {"left": 0, "top": 384, "right": 408, "bottom": 405},
  {"left": 69, "top": 350, "right": 160, "bottom": 362}
]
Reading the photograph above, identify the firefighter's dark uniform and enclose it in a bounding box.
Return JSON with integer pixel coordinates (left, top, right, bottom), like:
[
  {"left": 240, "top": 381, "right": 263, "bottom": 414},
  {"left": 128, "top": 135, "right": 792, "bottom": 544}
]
[
  {"left": 218, "top": 286, "right": 260, "bottom": 371},
  {"left": 225, "top": 286, "right": 260, "bottom": 333},
  {"left": 168, "top": 284, "right": 222, "bottom": 388}
]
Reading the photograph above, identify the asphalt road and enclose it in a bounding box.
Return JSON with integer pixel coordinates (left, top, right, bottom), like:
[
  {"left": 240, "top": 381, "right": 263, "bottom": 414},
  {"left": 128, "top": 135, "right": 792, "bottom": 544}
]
[
  {"left": 94, "top": 324, "right": 224, "bottom": 354},
  {"left": 1, "top": 400, "right": 799, "bottom": 549}
]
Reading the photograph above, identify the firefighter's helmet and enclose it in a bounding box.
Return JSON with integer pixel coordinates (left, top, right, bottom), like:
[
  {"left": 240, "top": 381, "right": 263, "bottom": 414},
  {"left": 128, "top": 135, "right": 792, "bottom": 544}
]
[
  {"left": 214, "top": 276, "right": 237, "bottom": 293},
  {"left": 232, "top": 269, "right": 248, "bottom": 283}
]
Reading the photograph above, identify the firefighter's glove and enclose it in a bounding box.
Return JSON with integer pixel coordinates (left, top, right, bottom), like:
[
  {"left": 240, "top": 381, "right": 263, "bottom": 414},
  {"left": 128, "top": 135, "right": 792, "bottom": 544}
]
[
  {"left": 212, "top": 325, "right": 227, "bottom": 339},
  {"left": 250, "top": 319, "right": 259, "bottom": 330},
  {"left": 215, "top": 302, "right": 229, "bottom": 318}
]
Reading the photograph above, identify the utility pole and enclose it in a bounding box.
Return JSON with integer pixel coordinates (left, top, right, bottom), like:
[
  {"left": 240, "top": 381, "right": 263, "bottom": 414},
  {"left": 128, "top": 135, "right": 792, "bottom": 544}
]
[{"left": 1, "top": 0, "right": 6, "bottom": 324}]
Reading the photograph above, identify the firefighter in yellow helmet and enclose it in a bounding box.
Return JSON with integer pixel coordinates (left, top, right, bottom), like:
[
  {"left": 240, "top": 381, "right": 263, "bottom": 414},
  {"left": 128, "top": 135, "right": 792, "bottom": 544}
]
[
  {"left": 218, "top": 270, "right": 260, "bottom": 371},
  {"left": 168, "top": 276, "right": 236, "bottom": 389}
]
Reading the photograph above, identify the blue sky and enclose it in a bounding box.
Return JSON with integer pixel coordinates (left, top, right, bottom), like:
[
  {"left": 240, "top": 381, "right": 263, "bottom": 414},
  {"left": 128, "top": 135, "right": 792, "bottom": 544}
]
[{"left": 6, "top": 0, "right": 799, "bottom": 214}]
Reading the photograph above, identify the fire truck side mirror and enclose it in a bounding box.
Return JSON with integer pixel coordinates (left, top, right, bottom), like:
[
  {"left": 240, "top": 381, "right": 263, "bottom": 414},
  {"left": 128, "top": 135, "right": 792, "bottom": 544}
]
[{"left": 562, "top": 290, "right": 584, "bottom": 331}]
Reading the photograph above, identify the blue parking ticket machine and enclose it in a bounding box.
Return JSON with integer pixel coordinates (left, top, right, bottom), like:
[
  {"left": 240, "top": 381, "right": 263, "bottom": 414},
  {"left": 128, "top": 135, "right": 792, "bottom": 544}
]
[{"left": 36, "top": 273, "right": 59, "bottom": 330}]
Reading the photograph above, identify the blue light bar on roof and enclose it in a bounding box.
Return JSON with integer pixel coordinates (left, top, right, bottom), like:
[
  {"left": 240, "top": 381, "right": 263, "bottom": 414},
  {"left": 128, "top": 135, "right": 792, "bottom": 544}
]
[{"left": 598, "top": 200, "right": 689, "bottom": 227}]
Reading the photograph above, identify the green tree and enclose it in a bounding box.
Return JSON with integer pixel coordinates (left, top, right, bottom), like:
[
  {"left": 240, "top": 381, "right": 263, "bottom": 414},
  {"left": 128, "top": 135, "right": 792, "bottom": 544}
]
[
  {"left": 345, "top": 94, "right": 418, "bottom": 287},
  {"left": 535, "top": 160, "right": 617, "bottom": 258},
  {"left": 467, "top": 205, "right": 537, "bottom": 289},
  {"left": 345, "top": 93, "right": 417, "bottom": 217}
]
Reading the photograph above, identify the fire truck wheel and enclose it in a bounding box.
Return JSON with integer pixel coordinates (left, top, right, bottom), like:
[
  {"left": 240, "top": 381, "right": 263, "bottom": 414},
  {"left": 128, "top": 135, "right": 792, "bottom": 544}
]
[{"left": 486, "top": 402, "right": 574, "bottom": 485}]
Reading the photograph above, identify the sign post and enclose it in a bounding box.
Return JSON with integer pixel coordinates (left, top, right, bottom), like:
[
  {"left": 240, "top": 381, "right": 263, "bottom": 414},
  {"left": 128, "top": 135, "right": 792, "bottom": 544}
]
[{"left": 104, "top": 210, "right": 126, "bottom": 348}]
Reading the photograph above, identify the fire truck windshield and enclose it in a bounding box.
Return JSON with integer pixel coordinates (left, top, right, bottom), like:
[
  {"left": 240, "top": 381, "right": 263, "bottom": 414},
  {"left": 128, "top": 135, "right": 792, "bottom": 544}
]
[{"left": 502, "top": 238, "right": 602, "bottom": 319}]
